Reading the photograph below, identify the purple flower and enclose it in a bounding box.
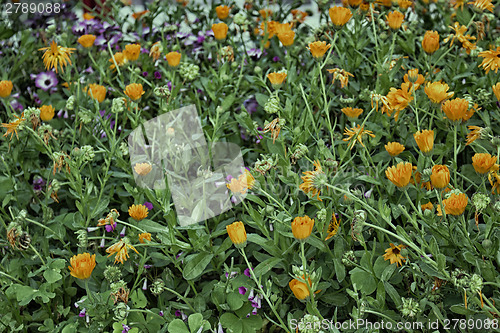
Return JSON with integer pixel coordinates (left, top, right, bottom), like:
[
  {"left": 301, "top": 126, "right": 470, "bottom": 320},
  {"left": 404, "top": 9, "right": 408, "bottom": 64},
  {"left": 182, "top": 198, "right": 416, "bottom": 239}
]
[
  {"left": 105, "top": 221, "right": 117, "bottom": 232},
  {"left": 34, "top": 71, "right": 58, "bottom": 91},
  {"left": 217, "top": 322, "right": 224, "bottom": 333},
  {"left": 33, "top": 177, "right": 46, "bottom": 192},
  {"left": 144, "top": 201, "right": 153, "bottom": 210},
  {"left": 144, "top": 264, "right": 153, "bottom": 269},
  {"left": 272, "top": 56, "right": 280, "bottom": 62},
  {"left": 238, "top": 287, "right": 247, "bottom": 295},
  {"left": 142, "top": 71, "right": 149, "bottom": 77},
  {"left": 154, "top": 71, "right": 162, "bottom": 79},
  {"left": 79, "top": 309, "right": 86, "bottom": 317},
  {"left": 119, "top": 226, "right": 126, "bottom": 237},
  {"left": 159, "top": 311, "right": 164, "bottom": 316},
  {"left": 122, "top": 324, "right": 131, "bottom": 333},
  {"left": 243, "top": 96, "right": 258, "bottom": 114},
  {"left": 175, "top": 310, "right": 188, "bottom": 320},
  {"left": 225, "top": 271, "right": 237, "bottom": 279},
  {"left": 244, "top": 268, "right": 252, "bottom": 277}
]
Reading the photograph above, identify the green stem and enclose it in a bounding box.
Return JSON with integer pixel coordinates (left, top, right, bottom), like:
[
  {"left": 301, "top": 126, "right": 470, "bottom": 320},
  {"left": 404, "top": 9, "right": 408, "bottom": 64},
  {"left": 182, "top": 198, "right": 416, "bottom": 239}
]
[{"left": 300, "top": 241, "right": 323, "bottom": 320}]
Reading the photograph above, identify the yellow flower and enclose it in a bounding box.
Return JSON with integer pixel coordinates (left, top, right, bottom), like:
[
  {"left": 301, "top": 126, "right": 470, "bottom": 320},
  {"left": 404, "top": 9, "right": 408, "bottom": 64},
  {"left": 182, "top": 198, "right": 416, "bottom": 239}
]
[
  {"left": 215, "top": 5, "right": 230, "bottom": 19},
  {"left": 424, "top": 81, "right": 454, "bottom": 103},
  {"left": 413, "top": 129, "right": 434, "bottom": 153},
  {"left": 267, "top": 72, "right": 287, "bottom": 86},
  {"left": 307, "top": 41, "right": 331, "bottom": 58},
  {"left": 467, "top": 0, "right": 494, "bottom": 12},
  {"left": 134, "top": 162, "right": 152, "bottom": 176},
  {"left": 440, "top": 193, "right": 468, "bottom": 215},
  {"left": 262, "top": 118, "right": 283, "bottom": 144},
  {"left": 138, "top": 232, "right": 151, "bottom": 244},
  {"left": 227, "top": 169, "right": 255, "bottom": 194},
  {"left": 403, "top": 69, "right": 425, "bottom": 89},
  {"left": 385, "top": 142, "right": 405, "bottom": 157},
  {"left": 259, "top": 8, "right": 272, "bottom": 19},
  {"left": 124, "top": 43, "right": 141, "bottom": 61},
  {"left": 422, "top": 30, "right": 440, "bottom": 54},
  {"left": 132, "top": 10, "right": 149, "bottom": 20},
  {"left": 325, "top": 213, "right": 340, "bottom": 241},
  {"left": 124, "top": 83, "right": 145, "bottom": 101},
  {"left": 386, "top": 11, "right": 404, "bottom": 29},
  {"left": 421, "top": 202, "right": 434, "bottom": 212},
  {"left": 212, "top": 22, "right": 229, "bottom": 40},
  {"left": 106, "top": 238, "right": 139, "bottom": 264},
  {"left": 149, "top": 41, "right": 162, "bottom": 61},
  {"left": 291, "top": 215, "right": 315, "bottom": 240},
  {"left": 299, "top": 160, "right": 325, "bottom": 201},
  {"left": 398, "top": 0, "right": 413, "bottom": 9},
  {"left": 430, "top": 165, "right": 450, "bottom": 189},
  {"left": 441, "top": 98, "right": 469, "bottom": 121},
  {"left": 383, "top": 243, "right": 406, "bottom": 266},
  {"left": 341, "top": 107, "right": 363, "bottom": 119},
  {"left": 343, "top": 124, "right": 376, "bottom": 150},
  {"left": 443, "top": 22, "right": 476, "bottom": 54},
  {"left": 478, "top": 47, "right": 500, "bottom": 74},
  {"left": 472, "top": 153, "right": 497, "bottom": 174},
  {"left": 277, "top": 31, "right": 295, "bottom": 47},
  {"left": 0, "top": 80, "right": 13, "bottom": 98},
  {"left": 226, "top": 221, "right": 247, "bottom": 247},
  {"left": 385, "top": 162, "right": 413, "bottom": 188},
  {"left": 466, "top": 125, "right": 484, "bottom": 146},
  {"left": 77, "top": 34, "right": 96, "bottom": 48},
  {"left": 86, "top": 83, "right": 106, "bottom": 103},
  {"left": 328, "top": 6, "right": 352, "bottom": 26},
  {"left": 128, "top": 204, "right": 149, "bottom": 221},
  {"left": 1, "top": 113, "right": 25, "bottom": 140},
  {"left": 109, "top": 52, "right": 128, "bottom": 70},
  {"left": 68, "top": 253, "right": 96, "bottom": 279},
  {"left": 493, "top": 83, "right": 500, "bottom": 101},
  {"left": 83, "top": 13, "right": 95, "bottom": 20},
  {"left": 165, "top": 51, "right": 182, "bottom": 67},
  {"left": 327, "top": 68, "right": 354, "bottom": 88},
  {"left": 40, "top": 105, "right": 55, "bottom": 121},
  {"left": 488, "top": 165, "right": 500, "bottom": 194},
  {"left": 289, "top": 276, "right": 312, "bottom": 300},
  {"left": 386, "top": 82, "right": 414, "bottom": 120},
  {"left": 39, "top": 41, "right": 76, "bottom": 73}
]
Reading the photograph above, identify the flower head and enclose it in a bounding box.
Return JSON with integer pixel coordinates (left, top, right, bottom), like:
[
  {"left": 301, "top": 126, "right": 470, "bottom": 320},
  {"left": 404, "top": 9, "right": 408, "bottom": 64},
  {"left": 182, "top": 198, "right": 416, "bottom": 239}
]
[
  {"left": 466, "top": 126, "right": 485, "bottom": 145},
  {"left": 425, "top": 81, "right": 454, "bottom": 103},
  {"left": 472, "top": 153, "right": 497, "bottom": 174},
  {"left": 134, "top": 162, "right": 152, "bottom": 176},
  {"left": 422, "top": 30, "right": 440, "bottom": 53},
  {"left": 138, "top": 232, "right": 151, "bottom": 244},
  {"left": 289, "top": 276, "right": 312, "bottom": 300},
  {"left": 430, "top": 165, "right": 450, "bottom": 189},
  {"left": 86, "top": 83, "right": 106, "bottom": 103},
  {"left": 39, "top": 41, "right": 76, "bottom": 73},
  {"left": 403, "top": 69, "right": 425, "bottom": 89},
  {"left": 124, "top": 43, "right": 141, "bottom": 61},
  {"left": 165, "top": 51, "right": 182, "bottom": 67},
  {"left": 386, "top": 11, "right": 404, "bottom": 29},
  {"left": 227, "top": 169, "right": 255, "bottom": 194},
  {"left": 383, "top": 243, "right": 406, "bottom": 266},
  {"left": 212, "top": 23, "right": 229, "bottom": 40},
  {"left": 478, "top": 47, "right": 500, "bottom": 74},
  {"left": 385, "top": 142, "right": 405, "bottom": 156},
  {"left": 441, "top": 98, "right": 469, "bottom": 121},
  {"left": 109, "top": 52, "right": 127, "bottom": 70},
  {"left": 329, "top": 6, "right": 352, "bottom": 26},
  {"left": 493, "top": 83, "right": 500, "bottom": 101},
  {"left": 488, "top": 166, "right": 500, "bottom": 194},
  {"left": 77, "top": 34, "right": 97, "bottom": 48},
  {"left": 34, "top": 72, "right": 58, "bottom": 92},
  {"left": 386, "top": 82, "right": 414, "bottom": 120},
  {"left": 40, "top": 105, "right": 55, "bottom": 121},
  {"left": 325, "top": 213, "right": 340, "bottom": 241},
  {"left": 267, "top": 72, "right": 287, "bottom": 87},
  {"left": 385, "top": 162, "right": 413, "bottom": 188},
  {"left": 307, "top": 41, "right": 331, "bottom": 58},
  {"left": 291, "top": 215, "right": 315, "bottom": 240},
  {"left": 149, "top": 42, "right": 162, "bottom": 61},
  {"left": 0, "top": 80, "right": 13, "bottom": 98},
  {"left": 341, "top": 107, "right": 363, "bottom": 119},
  {"left": 343, "top": 124, "right": 376, "bottom": 150},
  {"left": 299, "top": 160, "right": 325, "bottom": 200},
  {"left": 68, "top": 253, "right": 96, "bottom": 279},
  {"left": 440, "top": 193, "right": 468, "bottom": 215},
  {"left": 277, "top": 30, "right": 295, "bottom": 46},
  {"left": 467, "top": 0, "right": 494, "bottom": 12},
  {"left": 128, "top": 204, "right": 149, "bottom": 221},
  {"left": 413, "top": 129, "right": 434, "bottom": 153},
  {"left": 215, "top": 5, "right": 230, "bottom": 19},
  {"left": 226, "top": 221, "right": 247, "bottom": 247},
  {"left": 124, "top": 83, "right": 145, "bottom": 101},
  {"left": 106, "top": 238, "right": 139, "bottom": 264},
  {"left": 327, "top": 68, "right": 354, "bottom": 88},
  {"left": 1, "top": 113, "right": 25, "bottom": 140}
]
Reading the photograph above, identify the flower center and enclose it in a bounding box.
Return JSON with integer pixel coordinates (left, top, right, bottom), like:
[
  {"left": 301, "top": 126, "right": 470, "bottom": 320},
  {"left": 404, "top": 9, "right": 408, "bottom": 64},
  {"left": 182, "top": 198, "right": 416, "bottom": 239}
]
[
  {"left": 393, "top": 248, "right": 400, "bottom": 255},
  {"left": 45, "top": 79, "right": 51, "bottom": 86}
]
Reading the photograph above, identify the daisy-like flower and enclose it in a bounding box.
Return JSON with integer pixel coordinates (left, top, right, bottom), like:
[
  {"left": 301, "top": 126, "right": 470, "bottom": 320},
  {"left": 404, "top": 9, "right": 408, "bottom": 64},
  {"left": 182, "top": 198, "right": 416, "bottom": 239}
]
[
  {"left": 443, "top": 22, "right": 476, "bottom": 52},
  {"left": 34, "top": 71, "right": 58, "bottom": 91},
  {"left": 0, "top": 80, "right": 13, "bottom": 98},
  {"left": 307, "top": 41, "right": 331, "bottom": 58},
  {"left": 383, "top": 243, "right": 406, "bottom": 266},
  {"left": 227, "top": 169, "right": 255, "bottom": 195},
  {"left": 1, "top": 112, "right": 25, "bottom": 139},
  {"left": 149, "top": 41, "right": 162, "bottom": 61},
  {"left": 478, "top": 47, "right": 500, "bottom": 74},
  {"left": 424, "top": 81, "right": 454, "bottom": 103},
  {"left": 386, "top": 82, "right": 414, "bottom": 121},
  {"left": 123, "top": 43, "right": 141, "bottom": 61},
  {"left": 385, "top": 142, "right": 405, "bottom": 156},
  {"left": 371, "top": 93, "right": 391, "bottom": 113},
  {"left": 450, "top": 0, "right": 467, "bottom": 9},
  {"left": 467, "top": 0, "right": 494, "bottom": 12},
  {"left": 106, "top": 237, "right": 139, "bottom": 264},
  {"left": 267, "top": 72, "right": 287, "bottom": 87},
  {"left": 466, "top": 125, "right": 486, "bottom": 145},
  {"left": 403, "top": 69, "right": 425, "bottom": 89},
  {"left": 68, "top": 253, "right": 96, "bottom": 279},
  {"left": 493, "top": 83, "right": 500, "bottom": 101},
  {"left": 77, "top": 34, "right": 97, "bottom": 48},
  {"left": 39, "top": 41, "right": 76, "bottom": 73},
  {"left": 327, "top": 68, "right": 354, "bottom": 88},
  {"left": 299, "top": 160, "right": 326, "bottom": 201},
  {"left": 328, "top": 6, "right": 352, "bottom": 27},
  {"left": 343, "top": 124, "right": 376, "bottom": 150},
  {"left": 128, "top": 204, "right": 149, "bottom": 221},
  {"left": 109, "top": 52, "right": 128, "bottom": 70},
  {"left": 325, "top": 213, "right": 340, "bottom": 241},
  {"left": 438, "top": 193, "right": 468, "bottom": 215},
  {"left": 472, "top": 153, "right": 497, "bottom": 174}
]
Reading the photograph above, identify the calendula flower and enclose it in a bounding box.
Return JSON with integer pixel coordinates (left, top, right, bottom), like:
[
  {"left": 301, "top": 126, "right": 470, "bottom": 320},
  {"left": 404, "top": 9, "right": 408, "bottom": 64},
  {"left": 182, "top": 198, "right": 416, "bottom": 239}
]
[
  {"left": 385, "top": 142, "right": 405, "bottom": 156},
  {"left": 488, "top": 166, "right": 500, "bottom": 194},
  {"left": 403, "top": 69, "right": 425, "bottom": 89},
  {"left": 259, "top": 8, "right": 272, "bottom": 19},
  {"left": 421, "top": 202, "right": 434, "bottom": 212},
  {"left": 149, "top": 41, "right": 162, "bottom": 61},
  {"left": 124, "top": 83, "right": 145, "bottom": 100},
  {"left": 68, "top": 253, "right": 96, "bottom": 279},
  {"left": 39, "top": 41, "right": 76, "bottom": 73},
  {"left": 40, "top": 105, "right": 55, "bottom": 121},
  {"left": 383, "top": 243, "right": 406, "bottom": 266},
  {"left": 424, "top": 81, "right": 454, "bottom": 103},
  {"left": 328, "top": 6, "right": 352, "bottom": 26},
  {"left": 227, "top": 169, "right": 255, "bottom": 194},
  {"left": 341, "top": 107, "right": 363, "bottom": 119},
  {"left": 299, "top": 160, "right": 325, "bottom": 201},
  {"left": 307, "top": 41, "right": 331, "bottom": 58},
  {"left": 86, "top": 84, "right": 106, "bottom": 103},
  {"left": 467, "top": 0, "right": 494, "bottom": 12},
  {"left": 440, "top": 193, "right": 468, "bottom": 215},
  {"left": 262, "top": 118, "right": 284, "bottom": 143},
  {"left": 106, "top": 238, "right": 139, "bottom": 264},
  {"left": 472, "top": 153, "right": 497, "bottom": 174},
  {"left": 343, "top": 124, "right": 376, "bottom": 150},
  {"left": 371, "top": 93, "right": 391, "bottom": 113},
  {"left": 267, "top": 72, "right": 287, "bottom": 87},
  {"left": 443, "top": 22, "right": 476, "bottom": 53},
  {"left": 165, "top": 51, "right": 182, "bottom": 67},
  {"left": 109, "top": 52, "right": 127, "bottom": 70},
  {"left": 493, "top": 83, "right": 500, "bottom": 101},
  {"left": 289, "top": 276, "right": 312, "bottom": 300},
  {"left": 138, "top": 232, "right": 151, "bottom": 244},
  {"left": 1, "top": 113, "right": 25, "bottom": 139},
  {"left": 124, "top": 43, "right": 141, "bottom": 61},
  {"left": 134, "top": 162, "right": 152, "bottom": 176},
  {"left": 291, "top": 9, "right": 307, "bottom": 23},
  {"left": 430, "top": 165, "right": 450, "bottom": 189},
  {"left": 212, "top": 23, "right": 229, "bottom": 40},
  {"left": 422, "top": 30, "right": 440, "bottom": 54},
  {"left": 441, "top": 98, "right": 469, "bottom": 121},
  {"left": 277, "top": 31, "right": 295, "bottom": 46},
  {"left": 466, "top": 125, "right": 485, "bottom": 145},
  {"left": 128, "top": 204, "right": 149, "bottom": 221},
  {"left": 450, "top": 0, "right": 466, "bottom": 9},
  {"left": 478, "top": 47, "right": 500, "bottom": 74},
  {"left": 226, "top": 221, "right": 247, "bottom": 247},
  {"left": 386, "top": 82, "right": 414, "bottom": 120},
  {"left": 77, "top": 34, "right": 96, "bottom": 48},
  {"left": 413, "top": 129, "right": 434, "bottom": 153},
  {"left": 386, "top": 11, "right": 404, "bottom": 29},
  {"left": 398, "top": 0, "right": 413, "bottom": 9},
  {"left": 291, "top": 215, "right": 315, "bottom": 240},
  {"left": 327, "top": 68, "right": 354, "bottom": 88},
  {"left": 0, "top": 80, "right": 13, "bottom": 98},
  {"left": 325, "top": 214, "right": 340, "bottom": 241},
  {"left": 385, "top": 162, "right": 413, "bottom": 188},
  {"left": 215, "top": 5, "right": 230, "bottom": 19}
]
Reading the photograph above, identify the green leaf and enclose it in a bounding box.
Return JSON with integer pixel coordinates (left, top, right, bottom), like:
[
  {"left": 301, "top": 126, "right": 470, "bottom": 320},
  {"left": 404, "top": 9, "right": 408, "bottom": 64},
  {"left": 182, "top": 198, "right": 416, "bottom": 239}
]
[
  {"left": 227, "top": 292, "right": 244, "bottom": 311},
  {"left": 130, "top": 289, "right": 147, "bottom": 309},
  {"left": 350, "top": 268, "right": 377, "bottom": 295},
  {"left": 333, "top": 259, "right": 345, "bottom": 283},
  {"left": 253, "top": 257, "right": 282, "bottom": 277},
  {"left": 450, "top": 305, "right": 477, "bottom": 315},
  {"left": 43, "top": 269, "right": 62, "bottom": 284},
  {"left": 182, "top": 252, "right": 214, "bottom": 280},
  {"left": 221, "top": 94, "right": 236, "bottom": 112},
  {"left": 188, "top": 313, "right": 204, "bottom": 333},
  {"left": 140, "top": 219, "right": 168, "bottom": 234},
  {"left": 168, "top": 319, "right": 190, "bottom": 333}
]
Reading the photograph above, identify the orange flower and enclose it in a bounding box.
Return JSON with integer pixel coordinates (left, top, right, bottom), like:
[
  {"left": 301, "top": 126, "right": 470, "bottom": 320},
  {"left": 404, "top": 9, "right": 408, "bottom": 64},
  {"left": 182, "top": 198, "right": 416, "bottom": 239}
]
[
  {"left": 1, "top": 113, "right": 25, "bottom": 140},
  {"left": 149, "top": 41, "right": 162, "bottom": 61},
  {"left": 215, "top": 5, "right": 230, "bottom": 19},
  {"left": 291, "top": 9, "right": 307, "bottom": 23},
  {"left": 212, "top": 23, "right": 229, "bottom": 40},
  {"left": 488, "top": 165, "right": 500, "bottom": 194},
  {"left": 277, "top": 31, "right": 295, "bottom": 46},
  {"left": 128, "top": 204, "right": 149, "bottom": 221},
  {"left": 124, "top": 83, "right": 145, "bottom": 101},
  {"left": 40, "top": 105, "right": 55, "bottom": 121},
  {"left": 132, "top": 10, "right": 149, "bottom": 19},
  {"left": 430, "top": 165, "right": 450, "bottom": 189},
  {"left": 289, "top": 276, "right": 312, "bottom": 300},
  {"left": 466, "top": 126, "right": 484, "bottom": 146},
  {"left": 68, "top": 253, "right": 96, "bottom": 279},
  {"left": 467, "top": 0, "right": 494, "bottom": 12},
  {"left": 83, "top": 13, "right": 95, "bottom": 20},
  {"left": 0, "top": 80, "right": 13, "bottom": 98},
  {"left": 86, "top": 83, "right": 106, "bottom": 103},
  {"left": 327, "top": 68, "right": 354, "bottom": 88},
  {"left": 422, "top": 31, "right": 440, "bottom": 54},
  {"left": 440, "top": 193, "right": 468, "bottom": 216},
  {"left": 386, "top": 82, "right": 414, "bottom": 120},
  {"left": 472, "top": 153, "right": 497, "bottom": 174},
  {"left": 421, "top": 202, "right": 434, "bottom": 212},
  {"left": 77, "top": 34, "right": 96, "bottom": 48},
  {"left": 413, "top": 129, "right": 434, "bottom": 153},
  {"left": 109, "top": 52, "right": 127, "bottom": 70},
  {"left": 398, "top": 0, "right": 413, "bottom": 9},
  {"left": 39, "top": 41, "right": 76, "bottom": 73},
  {"left": 441, "top": 98, "right": 469, "bottom": 121},
  {"left": 226, "top": 169, "right": 255, "bottom": 194},
  {"left": 134, "top": 162, "right": 152, "bottom": 176},
  {"left": 165, "top": 51, "right": 182, "bottom": 67},
  {"left": 328, "top": 6, "right": 352, "bottom": 26},
  {"left": 385, "top": 142, "right": 405, "bottom": 156},
  {"left": 386, "top": 11, "right": 404, "bottom": 29},
  {"left": 291, "top": 215, "right": 315, "bottom": 240},
  {"left": 385, "top": 162, "right": 413, "bottom": 188},
  {"left": 424, "top": 81, "right": 454, "bottom": 103},
  {"left": 403, "top": 69, "right": 425, "bottom": 89},
  {"left": 106, "top": 238, "right": 139, "bottom": 264},
  {"left": 493, "top": 83, "right": 500, "bottom": 101},
  {"left": 138, "top": 232, "right": 151, "bottom": 243},
  {"left": 307, "top": 41, "right": 331, "bottom": 58},
  {"left": 383, "top": 243, "right": 406, "bottom": 266},
  {"left": 124, "top": 43, "right": 141, "bottom": 61},
  {"left": 343, "top": 125, "right": 376, "bottom": 149},
  {"left": 267, "top": 72, "right": 287, "bottom": 86},
  {"left": 259, "top": 8, "right": 272, "bottom": 19},
  {"left": 299, "top": 160, "right": 325, "bottom": 201},
  {"left": 226, "top": 221, "right": 247, "bottom": 247},
  {"left": 325, "top": 213, "right": 340, "bottom": 241},
  {"left": 478, "top": 47, "right": 500, "bottom": 74},
  {"left": 341, "top": 107, "right": 363, "bottom": 119}
]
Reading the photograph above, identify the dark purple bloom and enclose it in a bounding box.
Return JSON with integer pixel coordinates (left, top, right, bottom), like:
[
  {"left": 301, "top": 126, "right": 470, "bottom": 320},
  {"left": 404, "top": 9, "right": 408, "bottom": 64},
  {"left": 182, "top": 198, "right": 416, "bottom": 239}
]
[
  {"left": 154, "top": 71, "right": 162, "bottom": 79},
  {"left": 33, "top": 177, "right": 46, "bottom": 192},
  {"left": 272, "top": 56, "right": 280, "bottom": 62},
  {"left": 105, "top": 221, "right": 117, "bottom": 232},
  {"left": 244, "top": 268, "right": 252, "bottom": 277},
  {"left": 142, "top": 71, "right": 149, "bottom": 77},
  {"left": 144, "top": 201, "right": 153, "bottom": 210},
  {"left": 34, "top": 71, "right": 58, "bottom": 91},
  {"left": 159, "top": 311, "right": 164, "bottom": 316},
  {"left": 243, "top": 96, "right": 258, "bottom": 114},
  {"left": 238, "top": 287, "right": 247, "bottom": 295},
  {"left": 122, "top": 324, "right": 130, "bottom": 333},
  {"left": 79, "top": 309, "right": 86, "bottom": 317},
  {"left": 144, "top": 264, "right": 153, "bottom": 269}
]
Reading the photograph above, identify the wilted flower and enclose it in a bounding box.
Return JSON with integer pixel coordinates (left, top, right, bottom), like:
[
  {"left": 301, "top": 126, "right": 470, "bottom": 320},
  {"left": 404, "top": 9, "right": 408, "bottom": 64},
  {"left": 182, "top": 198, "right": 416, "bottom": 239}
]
[
  {"left": 327, "top": 68, "right": 354, "bottom": 88},
  {"left": 341, "top": 107, "right": 363, "bottom": 119},
  {"left": 343, "top": 125, "right": 376, "bottom": 150},
  {"left": 299, "top": 160, "right": 325, "bottom": 200},
  {"left": 383, "top": 243, "right": 406, "bottom": 266}
]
